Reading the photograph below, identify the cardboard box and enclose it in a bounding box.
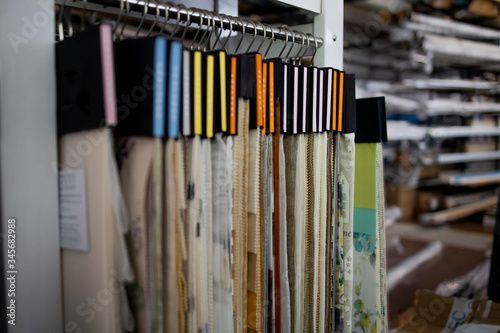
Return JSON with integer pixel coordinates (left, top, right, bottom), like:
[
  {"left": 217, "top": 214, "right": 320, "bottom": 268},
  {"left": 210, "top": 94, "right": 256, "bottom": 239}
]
[
  {"left": 386, "top": 184, "right": 417, "bottom": 221},
  {"left": 393, "top": 290, "right": 500, "bottom": 332},
  {"left": 469, "top": 0, "right": 499, "bottom": 17},
  {"left": 392, "top": 290, "right": 482, "bottom": 332},
  {"left": 417, "top": 191, "right": 443, "bottom": 213}
]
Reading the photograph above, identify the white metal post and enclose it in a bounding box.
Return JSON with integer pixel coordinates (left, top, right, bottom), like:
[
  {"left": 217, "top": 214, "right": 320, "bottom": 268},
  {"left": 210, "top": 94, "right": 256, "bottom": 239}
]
[
  {"left": 0, "top": 1, "right": 63, "bottom": 332},
  {"left": 314, "top": 0, "right": 344, "bottom": 69}
]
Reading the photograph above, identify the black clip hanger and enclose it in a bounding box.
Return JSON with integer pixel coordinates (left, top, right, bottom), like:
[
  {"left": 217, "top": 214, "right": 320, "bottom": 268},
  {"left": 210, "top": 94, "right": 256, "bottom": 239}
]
[
  {"left": 56, "top": 23, "right": 117, "bottom": 136},
  {"left": 114, "top": 36, "right": 167, "bottom": 137},
  {"left": 355, "top": 96, "right": 387, "bottom": 143},
  {"left": 343, "top": 73, "right": 356, "bottom": 134}
]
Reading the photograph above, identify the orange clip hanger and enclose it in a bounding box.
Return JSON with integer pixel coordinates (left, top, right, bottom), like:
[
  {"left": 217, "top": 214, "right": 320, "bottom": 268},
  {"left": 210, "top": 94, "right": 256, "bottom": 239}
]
[
  {"left": 255, "top": 53, "right": 263, "bottom": 127},
  {"left": 269, "top": 61, "right": 275, "bottom": 134},
  {"left": 262, "top": 61, "right": 268, "bottom": 134},
  {"left": 338, "top": 71, "right": 345, "bottom": 132},
  {"left": 229, "top": 56, "right": 238, "bottom": 135}
]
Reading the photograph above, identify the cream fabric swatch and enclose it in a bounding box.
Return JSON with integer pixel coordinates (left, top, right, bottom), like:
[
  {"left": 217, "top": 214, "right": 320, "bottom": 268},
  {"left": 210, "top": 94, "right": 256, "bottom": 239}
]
[
  {"left": 61, "top": 128, "right": 134, "bottom": 333},
  {"left": 224, "top": 135, "right": 235, "bottom": 333},
  {"left": 118, "top": 136, "right": 163, "bottom": 333},
  {"left": 186, "top": 136, "right": 203, "bottom": 332},
  {"left": 283, "top": 135, "right": 297, "bottom": 330},
  {"left": 279, "top": 134, "right": 291, "bottom": 333},
  {"left": 232, "top": 98, "right": 250, "bottom": 333},
  {"left": 164, "top": 140, "right": 178, "bottom": 333},
  {"left": 317, "top": 132, "right": 329, "bottom": 333},
  {"left": 212, "top": 133, "right": 234, "bottom": 333},
  {"left": 202, "top": 138, "right": 213, "bottom": 332},
  {"left": 246, "top": 129, "right": 262, "bottom": 332}
]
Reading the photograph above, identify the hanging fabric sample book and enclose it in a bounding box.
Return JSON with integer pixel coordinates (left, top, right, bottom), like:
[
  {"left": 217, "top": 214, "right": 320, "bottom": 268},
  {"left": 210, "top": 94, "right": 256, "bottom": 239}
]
[
  {"left": 114, "top": 35, "right": 168, "bottom": 333},
  {"left": 352, "top": 96, "right": 388, "bottom": 333},
  {"left": 56, "top": 23, "right": 134, "bottom": 333}
]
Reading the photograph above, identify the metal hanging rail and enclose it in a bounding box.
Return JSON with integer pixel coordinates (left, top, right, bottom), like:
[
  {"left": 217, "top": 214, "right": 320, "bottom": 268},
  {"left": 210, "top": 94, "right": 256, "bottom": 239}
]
[{"left": 56, "top": 0, "right": 324, "bottom": 48}]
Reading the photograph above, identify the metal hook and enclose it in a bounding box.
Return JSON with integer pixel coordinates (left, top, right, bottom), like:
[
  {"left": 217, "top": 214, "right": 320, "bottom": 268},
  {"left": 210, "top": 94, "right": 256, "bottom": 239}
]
[
  {"left": 159, "top": 2, "right": 172, "bottom": 36},
  {"left": 234, "top": 17, "right": 246, "bottom": 54},
  {"left": 299, "top": 32, "right": 310, "bottom": 63},
  {"left": 113, "top": 0, "right": 125, "bottom": 38},
  {"left": 284, "top": 26, "right": 296, "bottom": 60},
  {"left": 146, "top": 1, "right": 161, "bottom": 37},
  {"left": 65, "top": 8, "right": 74, "bottom": 37},
  {"left": 204, "top": 11, "right": 216, "bottom": 51},
  {"left": 256, "top": 22, "right": 267, "bottom": 54},
  {"left": 221, "top": 15, "right": 234, "bottom": 52},
  {"left": 189, "top": 10, "right": 205, "bottom": 50},
  {"left": 309, "top": 34, "right": 318, "bottom": 66},
  {"left": 294, "top": 31, "right": 306, "bottom": 65},
  {"left": 263, "top": 24, "right": 275, "bottom": 59},
  {"left": 245, "top": 20, "right": 258, "bottom": 53},
  {"left": 56, "top": 0, "right": 67, "bottom": 41},
  {"left": 135, "top": 0, "right": 149, "bottom": 37},
  {"left": 278, "top": 27, "right": 289, "bottom": 58},
  {"left": 81, "top": 0, "right": 87, "bottom": 30},
  {"left": 118, "top": 0, "right": 131, "bottom": 40},
  {"left": 169, "top": 2, "right": 181, "bottom": 39},
  {"left": 198, "top": 10, "right": 212, "bottom": 51},
  {"left": 180, "top": 7, "right": 192, "bottom": 44},
  {"left": 211, "top": 13, "right": 224, "bottom": 50}
]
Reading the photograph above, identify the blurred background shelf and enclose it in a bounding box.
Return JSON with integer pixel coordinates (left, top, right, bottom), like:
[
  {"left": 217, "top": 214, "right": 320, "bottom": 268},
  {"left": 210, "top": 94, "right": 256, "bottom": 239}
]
[{"left": 429, "top": 151, "right": 500, "bottom": 165}]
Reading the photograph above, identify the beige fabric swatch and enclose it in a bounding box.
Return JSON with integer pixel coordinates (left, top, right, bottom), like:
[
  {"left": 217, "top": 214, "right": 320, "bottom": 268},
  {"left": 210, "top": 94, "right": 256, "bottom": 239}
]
[
  {"left": 283, "top": 135, "right": 297, "bottom": 328},
  {"left": 61, "top": 128, "right": 133, "bottom": 333},
  {"left": 232, "top": 98, "right": 250, "bottom": 333},
  {"left": 211, "top": 133, "right": 234, "bottom": 333},
  {"left": 118, "top": 136, "right": 164, "bottom": 333},
  {"left": 279, "top": 134, "right": 291, "bottom": 332},
  {"left": 223, "top": 135, "right": 235, "bottom": 332},
  {"left": 186, "top": 136, "right": 204, "bottom": 332},
  {"left": 200, "top": 138, "right": 213, "bottom": 332},
  {"left": 317, "top": 132, "right": 329, "bottom": 333},
  {"left": 247, "top": 129, "right": 262, "bottom": 331}
]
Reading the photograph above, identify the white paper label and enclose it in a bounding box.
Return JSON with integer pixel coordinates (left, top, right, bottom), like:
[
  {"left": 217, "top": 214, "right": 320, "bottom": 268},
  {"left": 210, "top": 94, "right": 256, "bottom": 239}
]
[
  {"left": 59, "top": 169, "right": 89, "bottom": 252},
  {"left": 441, "top": 298, "right": 474, "bottom": 333}
]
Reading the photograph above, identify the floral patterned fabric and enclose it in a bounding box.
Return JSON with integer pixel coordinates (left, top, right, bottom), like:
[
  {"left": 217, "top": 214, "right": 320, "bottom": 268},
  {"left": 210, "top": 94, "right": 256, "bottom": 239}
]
[{"left": 352, "top": 143, "right": 387, "bottom": 333}]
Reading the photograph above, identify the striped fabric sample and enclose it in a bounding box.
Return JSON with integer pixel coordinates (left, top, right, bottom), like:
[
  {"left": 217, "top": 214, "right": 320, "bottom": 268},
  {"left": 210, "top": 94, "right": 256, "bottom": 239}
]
[{"left": 232, "top": 98, "right": 250, "bottom": 333}]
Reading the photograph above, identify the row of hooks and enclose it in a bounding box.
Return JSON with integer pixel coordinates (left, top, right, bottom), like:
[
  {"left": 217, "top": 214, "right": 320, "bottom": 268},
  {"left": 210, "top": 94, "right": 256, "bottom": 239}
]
[{"left": 55, "top": 0, "right": 322, "bottom": 62}]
